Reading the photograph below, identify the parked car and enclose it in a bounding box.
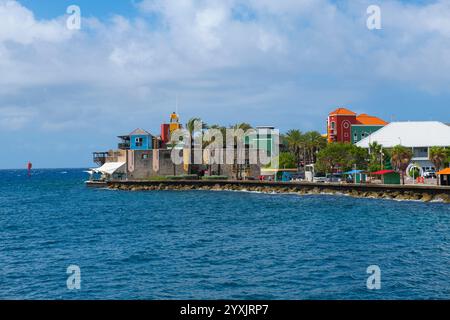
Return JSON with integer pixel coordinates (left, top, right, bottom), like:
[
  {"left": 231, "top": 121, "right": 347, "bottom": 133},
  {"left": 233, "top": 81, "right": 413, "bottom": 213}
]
[
  {"left": 325, "top": 174, "right": 342, "bottom": 183},
  {"left": 423, "top": 170, "right": 436, "bottom": 179},
  {"left": 313, "top": 173, "right": 327, "bottom": 183},
  {"left": 290, "top": 172, "right": 305, "bottom": 181}
]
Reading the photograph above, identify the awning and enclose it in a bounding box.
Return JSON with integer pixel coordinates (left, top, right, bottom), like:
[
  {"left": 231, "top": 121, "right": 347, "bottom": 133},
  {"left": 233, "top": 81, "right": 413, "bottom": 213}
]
[
  {"left": 437, "top": 168, "right": 450, "bottom": 175},
  {"left": 371, "top": 169, "right": 395, "bottom": 175},
  {"left": 92, "top": 162, "right": 126, "bottom": 175}
]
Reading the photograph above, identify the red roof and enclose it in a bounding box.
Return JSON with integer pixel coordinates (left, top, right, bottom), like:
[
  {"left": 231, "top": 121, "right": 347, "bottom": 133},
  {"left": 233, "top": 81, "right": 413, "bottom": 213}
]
[
  {"left": 329, "top": 107, "right": 356, "bottom": 116},
  {"left": 371, "top": 170, "right": 395, "bottom": 175}
]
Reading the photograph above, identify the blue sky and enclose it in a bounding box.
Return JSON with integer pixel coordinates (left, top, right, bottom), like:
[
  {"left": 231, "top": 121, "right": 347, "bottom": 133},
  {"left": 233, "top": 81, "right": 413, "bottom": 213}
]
[
  {"left": 0, "top": 0, "right": 449, "bottom": 169},
  {"left": 19, "top": 0, "right": 138, "bottom": 19}
]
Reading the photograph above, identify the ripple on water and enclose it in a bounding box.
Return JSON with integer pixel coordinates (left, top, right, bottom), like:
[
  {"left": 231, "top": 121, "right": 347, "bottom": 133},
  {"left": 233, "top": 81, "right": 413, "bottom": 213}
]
[{"left": 0, "top": 169, "right": 449, "bottom": 299}]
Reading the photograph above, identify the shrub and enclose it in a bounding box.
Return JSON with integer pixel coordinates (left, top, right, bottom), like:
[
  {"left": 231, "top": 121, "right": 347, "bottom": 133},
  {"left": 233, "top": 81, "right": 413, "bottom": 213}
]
[{"left": 165, "top": 175, "right": 199, "bottom": 180}]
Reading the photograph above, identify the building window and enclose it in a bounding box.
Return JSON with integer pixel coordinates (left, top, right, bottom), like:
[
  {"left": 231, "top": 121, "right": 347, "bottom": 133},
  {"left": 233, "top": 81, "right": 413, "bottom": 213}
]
[
  {"left": 135, "top": 137, "right": 143, "bottom": 147},
  {"left": 413, "top": 147, "right": 428, "bottom": 158},
  {"left": 331, "top": 122, "right": 336, "bottom": 130},
  {"left": 354, "top": 133, "right": 358, "bottom": 141}
]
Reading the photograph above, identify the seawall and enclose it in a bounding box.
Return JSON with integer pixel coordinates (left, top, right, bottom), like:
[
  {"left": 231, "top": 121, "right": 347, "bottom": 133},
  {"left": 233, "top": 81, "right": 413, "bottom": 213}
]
[{"left": 86, "top": 180, "right": 450, "bottom": 203}]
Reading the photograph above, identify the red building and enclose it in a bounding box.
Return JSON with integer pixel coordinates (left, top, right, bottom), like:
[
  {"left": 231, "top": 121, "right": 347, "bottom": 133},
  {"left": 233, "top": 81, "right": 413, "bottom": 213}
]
[
  {"left": 327, "top": 108, "right": 357, "bottom": 143},
  {"left": 327, "top": 108, "right": 388, "bottom": 143},
  {"left": 160, "top": 124, "right": 170, "bottom": 144}
]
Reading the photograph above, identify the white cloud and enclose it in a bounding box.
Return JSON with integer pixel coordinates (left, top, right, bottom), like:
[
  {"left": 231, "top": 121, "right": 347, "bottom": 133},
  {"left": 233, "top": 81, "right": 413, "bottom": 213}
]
[
  {"left": 0, "top": 0, "right": 450, "bottom": 138},
  {"left": 0, "top": 0, "right": 70, "bottom": 44},
  {"left": 0, "top": 105, "right": 36, "bottom": 130}
]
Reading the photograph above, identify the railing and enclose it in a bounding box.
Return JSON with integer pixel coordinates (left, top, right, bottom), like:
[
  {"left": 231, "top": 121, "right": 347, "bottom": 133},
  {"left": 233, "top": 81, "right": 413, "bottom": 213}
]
[
  {"left": 118, "top": 143, "right": 130, "bottom": 150},
  {"left": 93, "top": 152, "right": 108, "bottom": 166}
]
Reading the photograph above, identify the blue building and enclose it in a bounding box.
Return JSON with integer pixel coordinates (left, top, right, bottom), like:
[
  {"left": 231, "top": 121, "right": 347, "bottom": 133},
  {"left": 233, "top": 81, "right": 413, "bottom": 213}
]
[{"left": 129, "top": 128, "right": 153, "bottom": 150}]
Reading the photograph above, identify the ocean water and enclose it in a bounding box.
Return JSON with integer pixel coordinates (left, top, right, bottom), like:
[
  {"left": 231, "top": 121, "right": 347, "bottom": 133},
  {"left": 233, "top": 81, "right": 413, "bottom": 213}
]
[{"left": 1, "top": 168, "right": 450, "bottom": 300}]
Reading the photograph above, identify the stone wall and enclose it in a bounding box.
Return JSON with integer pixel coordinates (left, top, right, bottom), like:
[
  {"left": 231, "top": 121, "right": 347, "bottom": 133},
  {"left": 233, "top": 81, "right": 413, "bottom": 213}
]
[
  {"left": 126, "top": 149, "right": 185, "bottom": 179},
  {"left": 100, "top": 180, "right": 450, "bottom": 203},
  {"left": 121, "top": 148, "right": 262, "bottom": 180}
]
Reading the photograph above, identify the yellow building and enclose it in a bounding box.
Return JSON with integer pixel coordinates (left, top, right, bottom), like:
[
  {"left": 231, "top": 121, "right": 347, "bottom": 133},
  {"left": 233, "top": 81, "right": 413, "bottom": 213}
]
[{"left": 169, "top": 112, "right": 181, "bottom": 133}]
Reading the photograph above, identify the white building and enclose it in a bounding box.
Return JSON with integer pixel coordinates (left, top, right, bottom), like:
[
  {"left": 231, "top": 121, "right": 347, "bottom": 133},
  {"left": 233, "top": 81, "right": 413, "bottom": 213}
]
[{"left": 356, "top": 121, "right": 450, "bottom": 171}]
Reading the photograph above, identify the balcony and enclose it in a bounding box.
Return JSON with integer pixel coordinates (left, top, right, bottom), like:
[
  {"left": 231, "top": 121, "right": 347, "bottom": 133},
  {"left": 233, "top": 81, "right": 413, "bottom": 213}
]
[
  {"left": 118, "top": 143, "right": 130, "bottom": 150},
  {"left": 412, "top": 147, "right": 429, "bottom": 160},
  {"left": 93, "top": 152, "right": 108, "bottom": 166}
]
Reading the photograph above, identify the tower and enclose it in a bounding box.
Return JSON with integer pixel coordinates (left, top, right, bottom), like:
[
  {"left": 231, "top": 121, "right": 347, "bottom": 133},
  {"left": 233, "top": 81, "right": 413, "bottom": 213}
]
[{"left": 327, "top": 108, "right": 357, "bottom": 143}]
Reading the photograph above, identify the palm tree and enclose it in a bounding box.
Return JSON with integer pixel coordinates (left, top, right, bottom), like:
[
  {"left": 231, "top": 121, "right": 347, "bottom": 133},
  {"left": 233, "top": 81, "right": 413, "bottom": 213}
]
[
  {"left": 231, "top": 123, "right": 252, "bottom": 132},
  {"left": 391, "top": 145, "right": 413, "bottom": 185},
  {"left": 304, "top": 131, "right": 327, "bottom": 164},
  {"left": 368, "top": 141, "right": 384, "bottom": 171},
  {"left": 285, "top": 130, "right": 303, "bottom": 170},
  {"left": 186, "top": 117, "right": 201, "bottom": 175},
  {"left": 170, "top": 143, "right": 177, "bottom": 176},
  {"left": 229, "top": 123, "right": 252, "bottom": 180},
  {"left": 429, "top": 146, "right": 447, "bottom": 185},
  {"left": 208, "top": 124, "right": 227, "bottom": 175}
]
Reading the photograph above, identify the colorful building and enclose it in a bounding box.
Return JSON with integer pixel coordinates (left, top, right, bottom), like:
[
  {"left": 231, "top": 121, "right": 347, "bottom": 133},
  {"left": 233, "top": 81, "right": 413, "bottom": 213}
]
[
  {"left": 371, "top": 169, "right": 401, "bottom": 185},
  {"left": 129, "top": 128, "right": 153, "bottom": 150},
  {"left": 247, "top": 126, "right": 276, "bottom": 156},
  {"left": 327, "top": 108, "right": 357, "bottom": 143},
  {"left": 161, "top": 112, "right": 182, "bottom": 145},
  {"left": 356, "top": 121, "right": 450, "bottom": 173},
  {"left": 327, "top": 108, "right": 387, "bottom": 144},
  {"left": 351, "top": 114, "right": 388, "bottom": 144},
  {"left": 437, "top": 168, "right": 450, "bottom": 186},
  {"left": 91, "top": 112, "right": 264, "bottom": 181}
]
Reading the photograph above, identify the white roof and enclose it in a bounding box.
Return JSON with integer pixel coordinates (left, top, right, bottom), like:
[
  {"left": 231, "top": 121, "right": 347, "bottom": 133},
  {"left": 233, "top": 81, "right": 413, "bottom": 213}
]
[
  {"left": 356, "top": 121, "right": 450, "bottom": 148},
  {"left": 92, "top": 162, "right": 126, "bottom": 175}
]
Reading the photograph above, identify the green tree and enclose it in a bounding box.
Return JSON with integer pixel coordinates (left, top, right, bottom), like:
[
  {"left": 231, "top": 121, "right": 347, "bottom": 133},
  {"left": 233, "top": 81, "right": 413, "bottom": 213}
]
[
  {"left": 208, "top": 124, "right": 227, "bottom": 175},
  {"left": 446, "top": 149, "right": 450, "bottom": 167},
  {"left": 429, "top": 146, "right": 447, "bottom": 185},
  {"left": 316, "top": 143, "right": 368, "bottom": 179},
  {"left": 186, "top": 117, "right": 201, "bottom": 175},
  {"left": 229, "top": 123, "right": 253, "bottom": 180},
  {"left": 390, "top": 145, "right": 413, "bottom": 185},
  {"left": 278, "top": 152, "right": 297, "bottom": 169},
  {"left": 304, "top": 131, "right": 327, "bottom": 164},
  {"left": 368, "top": 141, "right": 387, "bottom": 172},
  {"left": 285, "top": 129, "right": 304, "bottom": 170}
]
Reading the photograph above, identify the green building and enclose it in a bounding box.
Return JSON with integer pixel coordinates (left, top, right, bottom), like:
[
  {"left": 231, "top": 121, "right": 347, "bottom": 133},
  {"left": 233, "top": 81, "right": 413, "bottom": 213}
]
[
  {"left": 351, "top": 125, "right": 385, "bottom": 144},
  {"left": 246, "top": 126, "right": 276, "bottom": 156}
]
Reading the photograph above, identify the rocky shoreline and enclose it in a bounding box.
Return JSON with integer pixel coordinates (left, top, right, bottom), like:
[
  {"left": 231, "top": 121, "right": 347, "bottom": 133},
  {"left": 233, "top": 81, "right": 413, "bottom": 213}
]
[{"left": 107, "top": 182, "right": 450, "bottom": 203}]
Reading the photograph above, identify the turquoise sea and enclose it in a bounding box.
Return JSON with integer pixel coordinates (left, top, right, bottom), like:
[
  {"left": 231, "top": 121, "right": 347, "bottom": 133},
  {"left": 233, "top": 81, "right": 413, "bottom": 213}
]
[{"left": 1, "top": 169, "right": 450, "bottom": 299}]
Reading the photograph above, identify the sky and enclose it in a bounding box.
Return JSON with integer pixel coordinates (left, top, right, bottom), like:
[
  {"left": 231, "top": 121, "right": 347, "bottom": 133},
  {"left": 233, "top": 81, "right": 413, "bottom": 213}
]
[{"left": 0, "top": 0, "right": 449, "bottom": 169}]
